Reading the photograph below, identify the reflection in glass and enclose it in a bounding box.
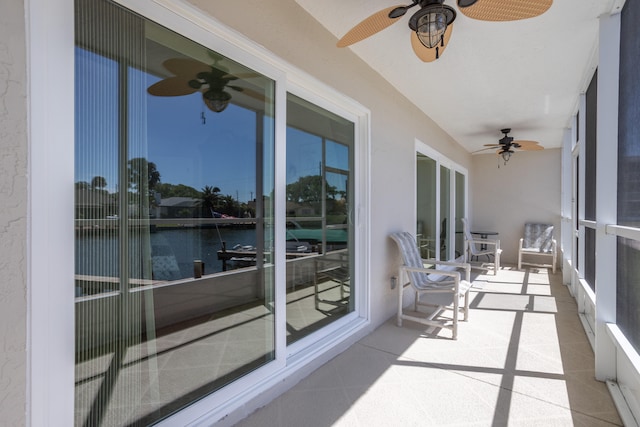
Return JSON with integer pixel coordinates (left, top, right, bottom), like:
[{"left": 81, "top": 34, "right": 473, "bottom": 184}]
[
  {"left": 455, "top": 171, "right": 465, "bottom": 259},
  {"left": 584, "top": 227, "right": 596, "bottom": 291},
  {"left": 74, "top": 0, "right": 275, "bottom": 424},
  {"left": 617, "top": 0, "right": 640, "bottom": 355},
  {"left": 285, "top": 94, "right": 355, "bottom": 345},
  {"left": 440, "top": 165, "right": 451, "bottom": 260},
  {"left": 416, "top": 154, "right": 437, "bottom": 259},
  {"left": 617, "top": 238, "right": 640, "bottom": 353}
]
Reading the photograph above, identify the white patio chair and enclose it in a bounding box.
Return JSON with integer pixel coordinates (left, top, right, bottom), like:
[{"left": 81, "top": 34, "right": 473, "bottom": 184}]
[
  {"left": 389, "top": 231, "right": 472, "bottom": 340},
  {"left": 518, "top": 223, "right": 557, "bottom": 273},
  {"left": 461, "top": 218, "right": 501, "bottom": 275}
]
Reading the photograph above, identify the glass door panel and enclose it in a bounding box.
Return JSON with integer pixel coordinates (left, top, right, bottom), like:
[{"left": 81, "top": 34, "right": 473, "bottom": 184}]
[
  {"left": 285, "top": 94, "right": 355, "bottom": 345},
  {"left": 74, "top": 0, "right": 275, "bottom": 424},
  {"left": 416, "top": 154, "right": 437, "bottom": 259},
  {"left": 440, "top": 166, "right": 451, "bottom": 260},
  {"left": 455, "top": 171, "right": 465, "bottom": 259}
]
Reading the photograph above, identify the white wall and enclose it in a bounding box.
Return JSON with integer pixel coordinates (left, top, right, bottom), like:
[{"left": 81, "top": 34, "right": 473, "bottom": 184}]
[
  {"left": 187, "top": 0, "right": 473, "bottom": 327},
  {"left": 0, "top": 0, "right": 28, "bottom": 424},
  {"left": 470, "top": 148, "right": 562, "bottom": 265}
]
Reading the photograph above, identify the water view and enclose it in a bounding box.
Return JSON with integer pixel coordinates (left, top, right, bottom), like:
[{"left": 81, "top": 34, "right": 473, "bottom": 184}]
[{"left": 75, "top": 226, "right": 258, "bottom": 283}]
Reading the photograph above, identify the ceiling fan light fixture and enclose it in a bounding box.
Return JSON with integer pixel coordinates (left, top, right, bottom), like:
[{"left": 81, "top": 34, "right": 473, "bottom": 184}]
[
  {"left": 409, "top": 3, "right": 456, "bottom": 49},
  {"left": 203, "top": 90, "right": 231, "bottom": 113},
  {"left": 501, "top": 150, "right": 513, "bottom": 163}
]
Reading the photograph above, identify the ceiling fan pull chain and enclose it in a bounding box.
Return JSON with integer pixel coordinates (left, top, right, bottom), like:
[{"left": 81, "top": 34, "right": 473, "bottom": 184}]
[
  {"left": 436, "top": 46, "right": 440, "bottom": 59},
  {"left": 440, "top": 34, "right": 445, "bottom": 47}
]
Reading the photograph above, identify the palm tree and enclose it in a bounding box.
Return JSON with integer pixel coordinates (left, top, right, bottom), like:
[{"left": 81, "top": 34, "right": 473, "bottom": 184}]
[{"left": 200, "top": 185, "right": 221, "bottom": 217}]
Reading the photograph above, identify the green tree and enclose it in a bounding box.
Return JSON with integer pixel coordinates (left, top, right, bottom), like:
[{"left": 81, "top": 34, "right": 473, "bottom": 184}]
[
  {"left": 91, "top": 176, "right": 107, "bottom": 190},
  {"left": 155, "top": 183, "right": 201, "bottom": 199},
  {"left": 286, "top": 175, "right": 338, "bottom": 203},
  {"left": 218, "top": 194, "right": 237, "bottom": 216},
  {"left": 128, "top": 157, "right": 161, "bottom": 195},
  {"left": 200, "top": 185, "right": 221, "bottom": 217}
]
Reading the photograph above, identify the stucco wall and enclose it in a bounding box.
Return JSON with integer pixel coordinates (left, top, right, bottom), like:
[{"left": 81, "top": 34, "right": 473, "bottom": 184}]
[
  {"left": 0, "top": 0, "right": 28, "bottom": 425},
  {"left": 187, "top": 0, "right": 473, "bottom": 327},
  {"left": 470, "top": 148, "right": 562, "bottom": 265}
]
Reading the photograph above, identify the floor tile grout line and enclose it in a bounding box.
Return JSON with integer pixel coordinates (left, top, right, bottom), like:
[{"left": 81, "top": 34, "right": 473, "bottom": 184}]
[{"left": 355, "top": 339, "right": 622, "bottom": 426}]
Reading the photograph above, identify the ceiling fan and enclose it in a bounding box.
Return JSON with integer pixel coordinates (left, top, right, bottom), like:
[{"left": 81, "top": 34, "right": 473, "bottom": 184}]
[
  {"left": 147, "top": 57, "right": 261, "bottom": 113},
  {"left": 336, "top": 0, "right": 553, "bottom": 62},
  {"left": 476, "top": 128, "right": 543, "bottom": 164}
]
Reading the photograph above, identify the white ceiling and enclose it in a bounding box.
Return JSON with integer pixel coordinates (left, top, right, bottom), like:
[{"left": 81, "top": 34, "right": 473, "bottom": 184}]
[{"left": 294, "top": 0, "right": 618, "bottom": 154}]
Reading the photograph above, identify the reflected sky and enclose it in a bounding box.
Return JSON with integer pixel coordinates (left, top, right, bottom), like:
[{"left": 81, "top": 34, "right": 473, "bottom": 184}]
[
  {"left": 75, "top": 47, "right": 269, "bottom": 203},
  {"left": 75, "top": 46, "right": 350, "bottom": 204}
]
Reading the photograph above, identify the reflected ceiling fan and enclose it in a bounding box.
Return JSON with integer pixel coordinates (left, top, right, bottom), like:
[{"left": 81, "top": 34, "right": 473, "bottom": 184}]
[
  {"left": 475, "top": 128, "right": 543, "bottom": 164},
  {"left": 336, "top": 0, "right": 553, "bottom": 62},
  {"left": 147, "top": 56, "right": 261, "bottom": 113}
]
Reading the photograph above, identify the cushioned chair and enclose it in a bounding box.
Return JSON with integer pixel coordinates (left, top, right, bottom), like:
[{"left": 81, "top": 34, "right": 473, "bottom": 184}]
[
  {"left": 518, "top": 223, "right": 557, "bottom": 273},
  {"left": 461, "top": 218, "right": 501, "bottom": 275},
  {"left": 390, "top": 231, "right": 472, "bottom": 340}
]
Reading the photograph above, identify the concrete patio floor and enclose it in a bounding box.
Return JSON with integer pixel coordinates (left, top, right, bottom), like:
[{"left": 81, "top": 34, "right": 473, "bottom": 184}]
[{"left": 234, "top": 266, "right": 623, "bottom": 426}]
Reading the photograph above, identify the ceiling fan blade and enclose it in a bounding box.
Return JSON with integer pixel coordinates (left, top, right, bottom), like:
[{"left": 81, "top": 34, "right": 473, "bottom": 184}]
[
  {"left": 483, "top": 143, "right": 503, "bottom": 147},
  {"left": 517, "top": 144, "right": 544, "bottom": 151},
  {"left": 162, "top": 58, "right": 211, "bottom": 77},
  {"left": 458, "top": 0, "right": 552, "bottom": 22},
  {"left": 411, "top": 23, "right": 453, "bottom": 62},
  {"left": 147, "top": 77, "right": 199, "bottom": 96},
  {"left": 337, "top": 6, "right": 406, "bottom": 48},
  {"left": 513, "top": 139, "right": 540, "bottom": 146},
  {"left": 472, "top": 147, "right": 499, "bottom": 154}
]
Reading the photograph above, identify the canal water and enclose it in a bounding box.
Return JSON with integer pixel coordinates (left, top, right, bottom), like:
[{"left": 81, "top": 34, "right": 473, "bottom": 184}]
[{"left": 75, "top": 227, "right": 259, "bottom": 281}]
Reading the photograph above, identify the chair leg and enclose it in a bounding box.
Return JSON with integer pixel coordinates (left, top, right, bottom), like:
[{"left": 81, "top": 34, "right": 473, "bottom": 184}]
[
  {"left": 452, "top": 293, "right": 459, "bottom": 340},
  {"left": 397, "top": 279, "right": 404, "bottom": 327},
  {"left": 463, "top": 290, "right": 469, "bottom": 321}
]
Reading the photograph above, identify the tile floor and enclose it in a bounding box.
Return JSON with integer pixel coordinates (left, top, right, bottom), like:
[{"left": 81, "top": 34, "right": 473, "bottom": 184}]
[{"left": 234, "top": 266, "right": 623, "bottom": 427}]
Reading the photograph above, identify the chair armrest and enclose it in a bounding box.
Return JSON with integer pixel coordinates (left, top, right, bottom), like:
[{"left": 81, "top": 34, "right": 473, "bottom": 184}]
[
  {"left": 467, "top": 238, "right": 499, "bottom": 246},
  {"left": 400, "top": 266, "right": 462, "bottom": 291},
  {"left": 418, "top": 259, "right": 471, "bottom": 282}
]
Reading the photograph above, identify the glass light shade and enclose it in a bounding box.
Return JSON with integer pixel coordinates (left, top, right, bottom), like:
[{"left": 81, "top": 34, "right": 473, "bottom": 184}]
[
  {"left": 501, "top": 151, "right": 512, "bottom": 162},
  {"left": 203, "top": 90, "right": 231, "bottom": 113},
  {"left": 416, "top": 12, "right": 447, "bottom": 48}
]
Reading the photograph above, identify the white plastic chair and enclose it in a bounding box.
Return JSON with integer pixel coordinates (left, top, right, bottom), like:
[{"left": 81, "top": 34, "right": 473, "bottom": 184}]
[
  {"left": 390, "top": 231, "right": 472, "bottom": 340},
  {"left": 518, "top": 223, "right": 557, "bottom": 273},
  {"left": 461, "top": 218, "right": 501, "bottom": 275}
]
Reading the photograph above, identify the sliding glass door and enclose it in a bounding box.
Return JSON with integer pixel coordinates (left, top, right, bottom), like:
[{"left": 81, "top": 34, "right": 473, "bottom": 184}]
[
  {"left": 416, "top": 145, "right": 466, "bottom": 261},
  {"left": 74, "top": 1, "right": 362, "bottom": 425},
  {"left": 285, "top": 94, "right": 355, "bottom": 345}
]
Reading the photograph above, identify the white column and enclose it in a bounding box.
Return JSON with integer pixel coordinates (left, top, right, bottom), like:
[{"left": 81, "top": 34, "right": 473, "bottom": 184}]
[
  {"left": 595, "top": 11, "right": 621, "bottom": 382},
  {"left": 561, "top": 127, "right": 573, "bottom": 285},
  {"left": 29, "top": 0, "right": 76, "bottom": 424}
]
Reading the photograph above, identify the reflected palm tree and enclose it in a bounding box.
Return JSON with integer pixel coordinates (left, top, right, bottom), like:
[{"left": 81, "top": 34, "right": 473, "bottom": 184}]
[{"left": 200, "top": 185, "right": 221, "bottom": 217}]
